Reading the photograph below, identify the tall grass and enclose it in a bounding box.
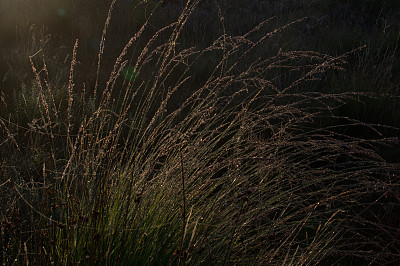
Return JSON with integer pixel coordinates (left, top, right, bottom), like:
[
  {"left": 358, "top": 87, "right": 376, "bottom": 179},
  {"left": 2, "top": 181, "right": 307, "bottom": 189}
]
[{"left": 1, "top": 0, "right": 399, "bottom": 264}]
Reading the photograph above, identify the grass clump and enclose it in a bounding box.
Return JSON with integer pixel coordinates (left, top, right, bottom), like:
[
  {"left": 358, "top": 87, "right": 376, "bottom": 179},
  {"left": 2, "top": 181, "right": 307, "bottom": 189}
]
[{"left": 1, "top": 0, "right": 399, "bottom": 265}]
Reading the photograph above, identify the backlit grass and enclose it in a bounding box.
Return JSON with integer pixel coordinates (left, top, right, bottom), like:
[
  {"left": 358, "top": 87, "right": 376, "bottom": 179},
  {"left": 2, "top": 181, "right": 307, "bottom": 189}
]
[{"left": 1, "top": 0, "right": 399, "bottom": 265}]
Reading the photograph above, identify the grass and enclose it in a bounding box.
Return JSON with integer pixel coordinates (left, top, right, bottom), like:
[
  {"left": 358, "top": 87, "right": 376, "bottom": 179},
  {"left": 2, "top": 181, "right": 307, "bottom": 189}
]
[{"left": 1, "top": 0, "right": 400, "bottom": 265}]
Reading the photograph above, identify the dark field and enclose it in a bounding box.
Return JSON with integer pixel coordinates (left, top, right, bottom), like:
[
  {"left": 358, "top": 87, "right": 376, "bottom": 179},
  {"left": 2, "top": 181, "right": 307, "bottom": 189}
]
[{"left": 1, "top": 0, "right": 400, "bottom": 264}]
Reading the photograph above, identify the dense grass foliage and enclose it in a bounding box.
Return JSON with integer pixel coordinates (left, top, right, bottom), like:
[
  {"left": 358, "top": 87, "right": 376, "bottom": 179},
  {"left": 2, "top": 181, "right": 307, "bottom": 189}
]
[{"left": 1, "top": 0, "right": 399, "bottom": 264}]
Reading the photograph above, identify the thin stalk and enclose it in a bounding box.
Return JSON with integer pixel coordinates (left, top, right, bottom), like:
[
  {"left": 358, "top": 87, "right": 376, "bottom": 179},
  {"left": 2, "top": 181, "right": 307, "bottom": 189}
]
[{"left": 179, "top": 151, "right": 186, "bottom": 266}]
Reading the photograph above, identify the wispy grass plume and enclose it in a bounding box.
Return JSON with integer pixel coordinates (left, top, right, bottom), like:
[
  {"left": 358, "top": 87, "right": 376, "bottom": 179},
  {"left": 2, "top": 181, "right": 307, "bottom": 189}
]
[{"left": 1, "top": 0, "right": 399, "bottom": 265}]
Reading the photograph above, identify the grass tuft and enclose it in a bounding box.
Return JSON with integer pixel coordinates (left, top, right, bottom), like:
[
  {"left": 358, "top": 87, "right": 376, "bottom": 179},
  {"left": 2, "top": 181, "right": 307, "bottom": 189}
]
[{"left": 1, "top": 0, "right": 399, "bottom": 265}]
